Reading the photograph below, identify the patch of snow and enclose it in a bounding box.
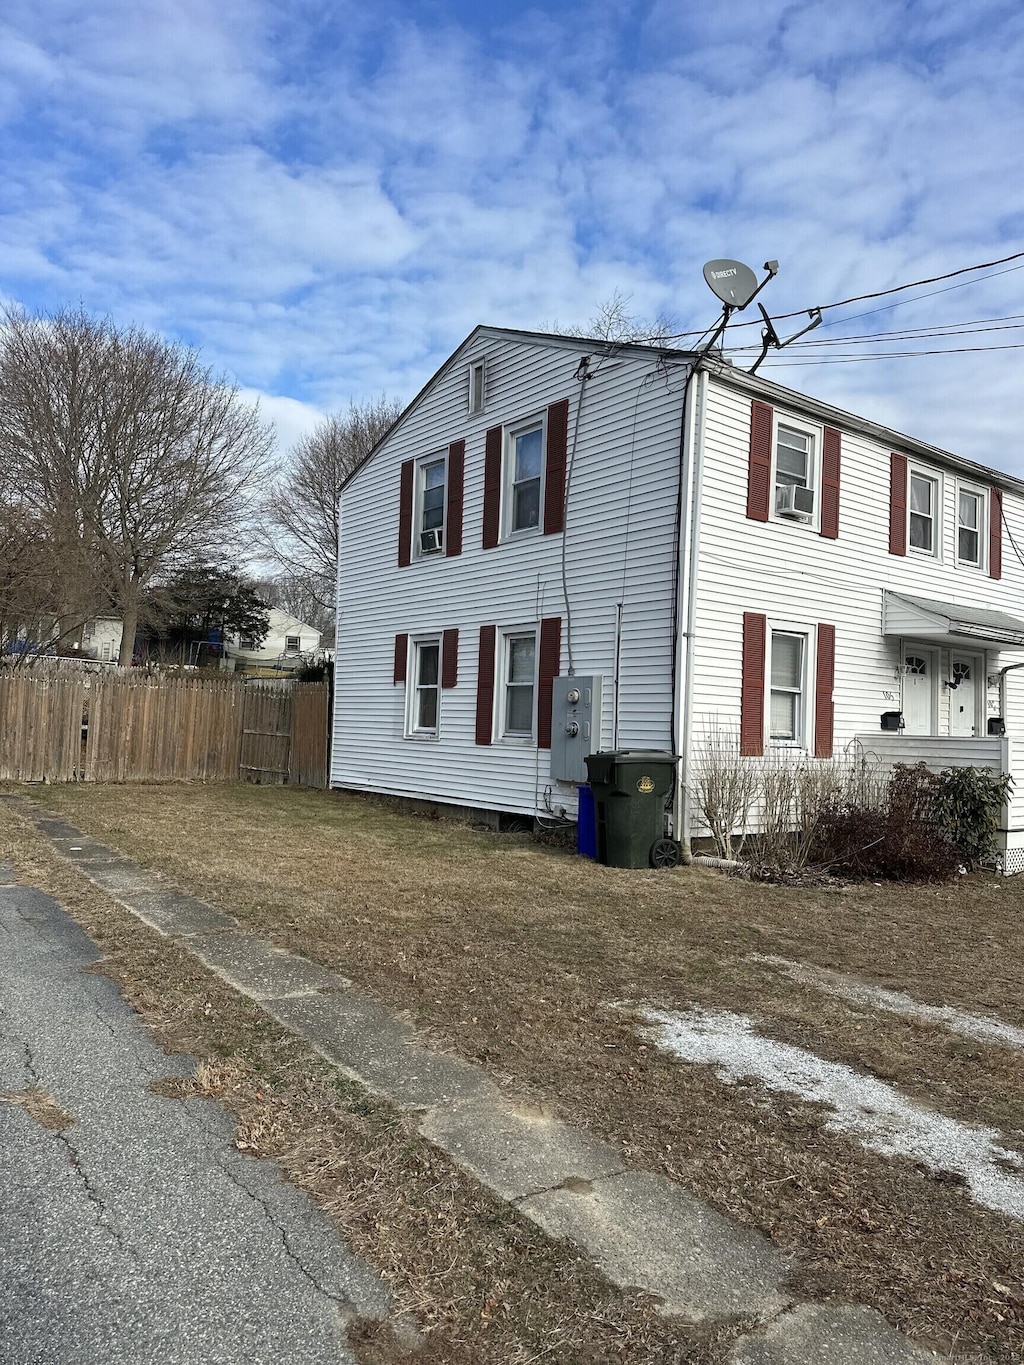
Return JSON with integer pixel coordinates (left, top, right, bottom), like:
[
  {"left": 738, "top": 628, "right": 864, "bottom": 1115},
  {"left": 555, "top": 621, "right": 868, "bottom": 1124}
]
[
  {"left": 751, "top": 955, "right": 1024, "bottom": 1052},
  {"left": 640, "top": 1006, "right": 1024, "bottom": 1223}
]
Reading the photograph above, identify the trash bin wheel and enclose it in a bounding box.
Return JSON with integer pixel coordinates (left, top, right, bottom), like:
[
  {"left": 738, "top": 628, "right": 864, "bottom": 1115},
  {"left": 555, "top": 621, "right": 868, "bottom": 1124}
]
[{"left": 649, "top": 837, "right": 682, "bottom": 869}]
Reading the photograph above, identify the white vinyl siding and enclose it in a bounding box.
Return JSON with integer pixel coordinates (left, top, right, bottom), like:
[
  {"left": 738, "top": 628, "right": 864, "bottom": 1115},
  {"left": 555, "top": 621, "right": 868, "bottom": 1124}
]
[
  {"left": 333, "top": 331, "right": 686, "bottom": 817},
  {"left": 689, "top": 375, "right": 1024, "bottom": 791}
]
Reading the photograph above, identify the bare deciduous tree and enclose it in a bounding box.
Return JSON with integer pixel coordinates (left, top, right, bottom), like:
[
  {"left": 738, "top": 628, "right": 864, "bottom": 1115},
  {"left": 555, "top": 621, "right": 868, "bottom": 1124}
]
[
  {"left": 0, "top": 306, "right": 274, "bottom": 663},
  {"left": 0, "top": 505, "right": 103, "bottom": 664},
  {"left": 548, "top": 289, "right": 678, "bottom": 345},
  {"left": 260, "top": 396, "right": 403, "bottom": 615}
]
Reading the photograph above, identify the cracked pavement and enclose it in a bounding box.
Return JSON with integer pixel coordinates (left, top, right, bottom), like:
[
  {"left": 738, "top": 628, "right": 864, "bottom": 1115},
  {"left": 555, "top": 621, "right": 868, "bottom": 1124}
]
[
  {"left": 1, "top": 804, "right": 945, "bottom": 1364},
  {"left": 0, "top": 877, "right": 392, "bottom": 1365}
]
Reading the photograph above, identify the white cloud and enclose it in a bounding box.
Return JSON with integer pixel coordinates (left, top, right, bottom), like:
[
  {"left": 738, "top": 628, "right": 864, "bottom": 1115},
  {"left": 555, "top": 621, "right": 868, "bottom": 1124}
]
[
  {"left": 2, "top": 0, "right": 1024, "bottom": 474},
  {"left": 238, "top": 388, "right": 325, "bottom": 462}
]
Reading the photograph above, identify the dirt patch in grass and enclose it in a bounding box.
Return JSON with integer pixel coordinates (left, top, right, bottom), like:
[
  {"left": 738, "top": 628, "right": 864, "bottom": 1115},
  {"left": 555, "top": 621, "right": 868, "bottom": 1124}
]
[
  {"left": 13, "top": 782, "right": 1024, "bottom": 1361},
  {"left": 0, "top": 803, "right": 725, "bottom": 1365}
]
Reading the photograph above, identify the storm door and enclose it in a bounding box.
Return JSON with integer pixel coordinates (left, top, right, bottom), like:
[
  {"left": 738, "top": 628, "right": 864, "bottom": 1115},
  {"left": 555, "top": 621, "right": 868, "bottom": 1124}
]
[
  {"left": 901, "top": 646, "right": 937, "bottom": 735},
  {"left": 948, "top": 652, "right": 983, "bottom": 737}
]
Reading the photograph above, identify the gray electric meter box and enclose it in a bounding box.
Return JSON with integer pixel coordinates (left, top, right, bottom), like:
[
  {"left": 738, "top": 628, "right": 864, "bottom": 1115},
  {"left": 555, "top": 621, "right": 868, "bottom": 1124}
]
[{"left": 550, "top": 675, "right": 603, "bottom": 783}]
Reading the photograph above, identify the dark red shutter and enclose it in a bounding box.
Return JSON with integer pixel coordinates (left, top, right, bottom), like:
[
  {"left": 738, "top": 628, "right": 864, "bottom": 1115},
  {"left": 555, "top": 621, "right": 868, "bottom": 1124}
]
[
  {"left": 393, "top": 633, "right": 408, "bottom": 684},
  {"left": 889, "top": 453, "right": 907, "bottom": 556},
  {"left": 398, "top": 459, "right": 414, "bottom": 567},
  {"left": 445, "top": 440, "right": 464, "bottom": 557},
  {"left": 746, "top": 401, "right": 773, "bottom": 522},
  {"left": 482, "top": 426, "right": 502, "bottom": 549},
  {"left": 441, "top": 628, "right": 459, "bottom": 689},
  {"left": 537, "top": 617, "right": 562, "bottom": 749},
  {"left": 990, "top": 487, "right": 1003, "bottom": 580},
  {"left": 475, "top": 625, "right": 496, "bottom": 744},
  {"left": 814, "top": 624, "right": 836, "bottom": 758},
  {"left": 740, "top": 612, "right": 767, "bottom": 756},
  {"left": 820, "top": 427, "right": 841, "bottom": 539},
  {"left": 543, "top": 399, "right": 570, "bottom": 535}
]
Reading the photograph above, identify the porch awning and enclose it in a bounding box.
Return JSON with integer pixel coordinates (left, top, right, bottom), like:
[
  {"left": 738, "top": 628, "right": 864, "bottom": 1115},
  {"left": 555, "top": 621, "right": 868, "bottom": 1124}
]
[{"left": 883, "top": 591, "right": 1024, "bottom": 648}]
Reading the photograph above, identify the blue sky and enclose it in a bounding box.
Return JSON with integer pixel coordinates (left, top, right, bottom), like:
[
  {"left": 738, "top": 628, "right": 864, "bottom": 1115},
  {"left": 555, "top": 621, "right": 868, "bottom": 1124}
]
[{"left": 3, "top": 0, "right": 1024, "bottom": 469}]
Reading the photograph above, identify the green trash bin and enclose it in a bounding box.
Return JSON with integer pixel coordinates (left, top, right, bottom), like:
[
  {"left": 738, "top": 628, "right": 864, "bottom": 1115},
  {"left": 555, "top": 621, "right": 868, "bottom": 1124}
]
[{"left": 584, "top": 750, "right": 681, "bottom": 869}]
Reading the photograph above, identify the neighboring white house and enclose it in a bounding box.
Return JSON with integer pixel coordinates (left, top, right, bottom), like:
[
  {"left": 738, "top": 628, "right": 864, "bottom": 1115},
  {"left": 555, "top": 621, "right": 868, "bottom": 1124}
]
[
  {"left": 81, "top": 616, "right": 125, "bottom": 662},
  {"left": 224, "top": 608, "right": 322, "bottom": 673},
  {"left": 331, "top": 326, "right": 1024, "bottom": 866}
]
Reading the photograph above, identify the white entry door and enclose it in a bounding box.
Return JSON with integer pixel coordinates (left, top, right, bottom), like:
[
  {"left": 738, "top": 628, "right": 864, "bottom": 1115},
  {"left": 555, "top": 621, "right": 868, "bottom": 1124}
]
[
  {"left": 949, "top": 653, "right": 982, "bottom": 737},
  {"left": 902, "top": 647, "right": 937, "bottom": 734}
]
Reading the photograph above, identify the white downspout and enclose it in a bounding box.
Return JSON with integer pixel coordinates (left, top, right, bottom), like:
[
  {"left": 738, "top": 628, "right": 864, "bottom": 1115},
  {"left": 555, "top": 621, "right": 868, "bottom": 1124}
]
[{"left": 673, "top": 366, "right": 707, "bottom": 854}]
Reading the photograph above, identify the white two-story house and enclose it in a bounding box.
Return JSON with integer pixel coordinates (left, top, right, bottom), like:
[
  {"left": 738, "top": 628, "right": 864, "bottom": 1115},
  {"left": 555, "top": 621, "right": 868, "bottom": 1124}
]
[{"left": 332, "top": 326, "right": 1024, "bottom": 867}]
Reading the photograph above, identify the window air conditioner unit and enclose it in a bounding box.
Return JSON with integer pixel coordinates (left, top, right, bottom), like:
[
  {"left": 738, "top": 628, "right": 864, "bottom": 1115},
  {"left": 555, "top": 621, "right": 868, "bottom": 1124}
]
[
  {"left": 776, "top": 484, "right": 815, "bottom": 518},
  {"left": 419, "top": 528, "right": 443, "bottom": 554}
]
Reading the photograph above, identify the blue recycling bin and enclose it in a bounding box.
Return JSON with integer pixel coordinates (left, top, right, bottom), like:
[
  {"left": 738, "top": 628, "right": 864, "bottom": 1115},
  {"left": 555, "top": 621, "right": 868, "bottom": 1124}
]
[{"left": 576, "top": 784, "right": 597, "bottom": 859}]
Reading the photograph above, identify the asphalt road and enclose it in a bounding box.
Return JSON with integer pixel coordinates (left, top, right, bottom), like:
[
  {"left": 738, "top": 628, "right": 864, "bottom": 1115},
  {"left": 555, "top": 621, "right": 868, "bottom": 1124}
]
[{"left": 0, "top": 869, "right": 390, "bottom": 1365}]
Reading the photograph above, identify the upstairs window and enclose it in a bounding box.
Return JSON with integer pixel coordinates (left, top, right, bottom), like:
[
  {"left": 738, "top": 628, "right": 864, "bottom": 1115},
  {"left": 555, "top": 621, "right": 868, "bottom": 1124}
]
[
  {"left": 508, "top": 424, "right": 544, "bottom": 533},
  {"left": 957, "top": 485, "right": 985, "bottom": 567},
  {"left": 284, "top": 635, "right": 301, "bottom": 653},
  {"left": 774, "top": 424, "right": 816, "bottom": 520},
  {"left": 468, "top": 359, "right": 486, "bottom": 414},
  {"left": 769, "top": 631, "right": 805, "bottom": 743},
  {"left": 908, "top": 470, "right": 939, "bottom": 555},
  {"left": 417, "top": 455, "right": 446, "bottom": 555}
]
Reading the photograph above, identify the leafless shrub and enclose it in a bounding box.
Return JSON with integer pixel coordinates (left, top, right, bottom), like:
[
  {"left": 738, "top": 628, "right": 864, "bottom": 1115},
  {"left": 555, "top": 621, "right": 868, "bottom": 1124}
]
[
  {"left": 750, "top": 754, "right": 885, "bottom": 878},
  {"left": 689, "top": 723, "right": 758, "bottom": 858}
]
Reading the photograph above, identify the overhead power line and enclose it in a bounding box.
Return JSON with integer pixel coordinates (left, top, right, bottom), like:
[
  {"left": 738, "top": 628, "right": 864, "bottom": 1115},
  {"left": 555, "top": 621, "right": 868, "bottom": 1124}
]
[
  {"left": 650, "top": 248, "right": 1024, "bottom": 345},
  {"left": 752, "top": 340, "right": 1024, "bottom": 367}
]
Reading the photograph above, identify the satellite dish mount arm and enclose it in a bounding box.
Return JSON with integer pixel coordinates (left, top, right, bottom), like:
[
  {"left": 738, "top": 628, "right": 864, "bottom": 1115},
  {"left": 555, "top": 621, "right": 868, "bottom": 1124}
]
[{"left": 750, "top": 306, "right": 822, "bottom": 374}]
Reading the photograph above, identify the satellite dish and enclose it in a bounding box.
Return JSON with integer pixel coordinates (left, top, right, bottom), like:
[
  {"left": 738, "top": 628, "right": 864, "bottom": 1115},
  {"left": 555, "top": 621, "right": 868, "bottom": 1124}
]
[{"left": 703, "top": 258, "right": 759, "bottom": 309}]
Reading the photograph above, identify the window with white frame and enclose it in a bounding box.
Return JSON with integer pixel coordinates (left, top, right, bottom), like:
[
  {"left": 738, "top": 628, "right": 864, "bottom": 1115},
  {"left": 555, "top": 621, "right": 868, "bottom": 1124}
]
[
  {"left": 501, "top": 630, "right": 537, "bottom": 739},
  {"left": 468, "top": 359, "right": 486, "bottom": 414},
  {"left": 416, "top": 454, "right": 446, "bottom": 554},
  {"left": 406, "top": 638, "right": 440, "bottom": 736},
  {"left": 956, "top": 484, "right": 986, "bottom": 567},
  {"left": 769, "top": 630, "right": 806, "bottom": 743},
  {"left": 285, "top": 635, "right": 301, "bottom": 653},
  {"left": 773, "top": 419, "right": 818, "bottom": 521},
  {"left": 506, "top": 422, "right": 544, "bottom": 534},
  {"left": 908, "top": 468, "right": 939, "bottom": 555}
]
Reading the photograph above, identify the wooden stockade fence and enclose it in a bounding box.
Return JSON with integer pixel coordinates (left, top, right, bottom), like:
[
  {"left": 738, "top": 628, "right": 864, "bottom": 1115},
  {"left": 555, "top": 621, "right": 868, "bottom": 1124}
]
[{"left": 0, "top": 672, "right": 330, "bottom": 787}]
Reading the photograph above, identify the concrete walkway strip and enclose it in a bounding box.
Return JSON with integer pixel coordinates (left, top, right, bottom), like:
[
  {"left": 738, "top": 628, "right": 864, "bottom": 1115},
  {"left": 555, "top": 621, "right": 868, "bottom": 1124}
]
[
  {"left": 518, "top": 1169, "right": 790, "bottom": 1322},
  {"left": 186, "top": 930, "right": 350, "bottom": 1000},
  {"left": 728, "top": 1304, "right": 940, "bottom": 1364},
  {"left": 420, "top": 1097, "right": 627, "bottom": 1202},
  {"left": 9, "top": 802, "right": 943, "bottom": 1363}
]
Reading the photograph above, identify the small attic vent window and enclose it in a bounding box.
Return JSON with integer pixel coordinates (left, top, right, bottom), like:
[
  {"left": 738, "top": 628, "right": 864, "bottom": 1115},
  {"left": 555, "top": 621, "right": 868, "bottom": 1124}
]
[{"left": 469, "top": 359, "right": 486, "bottom": 414}]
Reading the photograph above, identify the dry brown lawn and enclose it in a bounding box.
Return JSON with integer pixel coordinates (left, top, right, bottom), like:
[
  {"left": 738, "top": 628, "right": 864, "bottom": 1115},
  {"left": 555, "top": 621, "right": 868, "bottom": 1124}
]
[{"left": 4, "top": 782, "right": 1024, "bottom": 1362}]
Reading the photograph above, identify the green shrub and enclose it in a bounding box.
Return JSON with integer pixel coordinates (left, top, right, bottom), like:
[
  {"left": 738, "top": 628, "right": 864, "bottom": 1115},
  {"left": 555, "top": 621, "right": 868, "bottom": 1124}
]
[{"left": 932, "top": 765, "right": 1012, "bottom": 869}]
